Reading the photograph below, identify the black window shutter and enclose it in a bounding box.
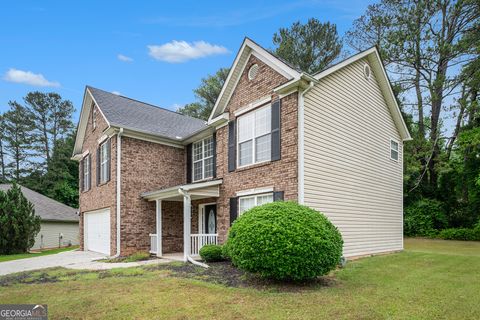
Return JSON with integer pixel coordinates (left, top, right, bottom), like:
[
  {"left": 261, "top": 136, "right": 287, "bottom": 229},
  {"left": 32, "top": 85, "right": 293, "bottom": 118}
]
[
  {"left": 230, "top": 197, "right": 238, "bottom": 226},
  {"left": 186, "top": 143, "right": 192, "bottom": 183},
  {"left": 212, "top": 132, "right": 217, "bottom": 178},
  {"left": 88, "top": 154, "right": 92, "bottom": 191},
  {"left": 228, "top": 120, "right": 236, "bottom": 172},
  {"left": 273, "top": 191, "right": 284, "bottom": 202},
  {"left": 80, "top": 159, "right": 84, "bottom": 191},
  {"left": 271, "top": 99, "right": 281, "bottom": 161},
  {"left": 106, "top": 139, "right": 111, "bottom": 182},
  {"left": 96, "top": 147, "right": 101, "bottom": 186}
]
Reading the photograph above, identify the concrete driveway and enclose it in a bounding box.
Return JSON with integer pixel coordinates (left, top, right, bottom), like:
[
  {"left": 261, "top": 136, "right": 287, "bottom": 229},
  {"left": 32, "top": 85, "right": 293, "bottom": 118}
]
[{"left": 0, "top": 250, "right": 106, "bottom": 276}]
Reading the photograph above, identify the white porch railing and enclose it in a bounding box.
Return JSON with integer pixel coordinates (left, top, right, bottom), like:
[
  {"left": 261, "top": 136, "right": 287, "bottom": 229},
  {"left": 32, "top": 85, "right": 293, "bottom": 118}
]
[
  {"left": 149, "top": 234, "right": 157, "bottom": 254},
  {"left": 149, "top": 233, "right": 218, "bottom": 257},
  {"left": 190, "top": 234, "right": 218, "bottom": 256}
]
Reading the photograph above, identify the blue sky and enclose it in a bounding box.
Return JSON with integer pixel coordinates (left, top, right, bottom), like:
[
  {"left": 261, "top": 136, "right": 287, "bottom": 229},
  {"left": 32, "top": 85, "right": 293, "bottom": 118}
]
[{"left": 0, "top": 0, "right": 372, "bottom": 122}]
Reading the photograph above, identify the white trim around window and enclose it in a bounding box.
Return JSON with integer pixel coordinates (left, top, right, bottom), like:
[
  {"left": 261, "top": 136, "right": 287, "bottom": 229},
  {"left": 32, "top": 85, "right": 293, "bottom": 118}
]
[
  {"left": 237, "top": 104, "right": 272, "bottom": 168},
  {"left": 238, "top": 192, "right": 274, "bottom": 215},
  {"left": 99, "top": 141, "right": 109, "bottom": 184},
  {"left": 82, "top": 155, "right": 90, "bottom": 192},
  {"left": 192, "top": 136, "right": 214, "bottom": 182},
  {"left": 390, "top": 139, "right": 399, "bottom": 161}
]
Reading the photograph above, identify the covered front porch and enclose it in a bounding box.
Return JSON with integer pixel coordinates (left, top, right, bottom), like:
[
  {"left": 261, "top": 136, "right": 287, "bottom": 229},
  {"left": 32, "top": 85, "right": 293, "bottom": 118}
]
[{"left": 142, "top": 179, "right": 222, "bottom": 261}]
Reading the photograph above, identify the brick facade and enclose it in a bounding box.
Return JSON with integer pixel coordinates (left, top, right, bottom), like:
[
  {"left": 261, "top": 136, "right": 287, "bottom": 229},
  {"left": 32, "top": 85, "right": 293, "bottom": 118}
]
[
  {"left": 79, "top": 54, "right": 299, "bottom": 256},
  {"left": 120, "top": 137, "right": 185, "bottom": 255},
  {"left": 79, "top": 105, "right": 117, "bottom": 255},
  {"left": 215, "top": 55, "right": 298, "bottom": 243}
]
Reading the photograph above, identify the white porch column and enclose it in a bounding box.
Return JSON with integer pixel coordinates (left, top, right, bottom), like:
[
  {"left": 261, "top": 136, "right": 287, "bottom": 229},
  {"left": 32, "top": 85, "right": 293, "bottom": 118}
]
[
  {"left": 156, "top": 199, "right": 162, "bottom": 257},
  {"left": 180, "top": 189, "right": 191, "bottom": 262}
]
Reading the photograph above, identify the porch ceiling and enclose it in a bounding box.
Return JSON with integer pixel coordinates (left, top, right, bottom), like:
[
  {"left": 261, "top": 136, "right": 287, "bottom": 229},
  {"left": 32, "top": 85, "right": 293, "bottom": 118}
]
[{"left": 141, "top": 179, "right": 222, "bottom": 201}]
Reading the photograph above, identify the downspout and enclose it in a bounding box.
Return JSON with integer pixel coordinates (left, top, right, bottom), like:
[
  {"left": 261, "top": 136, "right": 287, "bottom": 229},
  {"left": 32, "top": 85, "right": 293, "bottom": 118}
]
[
  {"left": 298, "top": 82, "right": 315, "bottom": 205},
  {"left": 113, "top": 128, "right": 123, "bottom": 257}
]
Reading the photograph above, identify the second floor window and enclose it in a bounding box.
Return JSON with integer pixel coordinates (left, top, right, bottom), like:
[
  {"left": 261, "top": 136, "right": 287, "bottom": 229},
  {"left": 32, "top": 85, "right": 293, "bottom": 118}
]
[
  {"left": 237, "top": 105, "right": 271, "bottom": 167},
  {"left": 99, "top": 140, "right": 110, "bottom": 184},
  {"left": 82, "top": 155, "right": 91, "bottom": 192},
  {"left": 193, "top": 136, "right": 214, "bottom": 182},
  {"left": 390, "top": 139, "right": 399, "bottom": 161}
]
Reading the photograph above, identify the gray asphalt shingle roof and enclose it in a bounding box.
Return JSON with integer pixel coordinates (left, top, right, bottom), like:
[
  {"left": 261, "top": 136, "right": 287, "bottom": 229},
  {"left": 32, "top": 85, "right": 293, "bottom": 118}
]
[
  {"left": 88, "top": 86, "right": 207, "bottom": 140},
  {"left": 0, "top": 184, "right": 79, "bottom": 222}
]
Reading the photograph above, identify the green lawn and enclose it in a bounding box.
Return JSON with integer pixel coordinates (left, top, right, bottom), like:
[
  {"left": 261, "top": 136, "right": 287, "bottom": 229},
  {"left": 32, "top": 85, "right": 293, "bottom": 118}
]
[
  {"left": 0, "top": 246, "right": 78, "bottom": 262},
  {"left": 1, "top": 239, "right": 479, "bottom": 319}
]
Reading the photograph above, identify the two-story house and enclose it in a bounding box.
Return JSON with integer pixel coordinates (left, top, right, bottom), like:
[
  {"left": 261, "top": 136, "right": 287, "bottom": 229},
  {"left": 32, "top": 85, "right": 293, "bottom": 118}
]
[{"left": 72, "top": 38, "right": 411, "bottom": 260}]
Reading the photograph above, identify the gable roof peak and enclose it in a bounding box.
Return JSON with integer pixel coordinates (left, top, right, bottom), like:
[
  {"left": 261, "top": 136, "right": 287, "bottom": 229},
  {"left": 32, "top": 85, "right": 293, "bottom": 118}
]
[{"left": 208, "top": 37, "right": 301, "bottom": 122}]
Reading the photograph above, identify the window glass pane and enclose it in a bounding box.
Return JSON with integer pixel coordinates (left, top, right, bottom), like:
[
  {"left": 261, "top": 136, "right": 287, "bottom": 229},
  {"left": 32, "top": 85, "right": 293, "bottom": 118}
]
[
  {"left": 239, "top": 140, "right": 253, "bottom": 166},
  {"left": 204, "top": 157, "right": 213, "bottom": 178},
  {"left": 193, "top": 161, "right": 202, "bottom": 181},
  {"left": 257, "top": 194, "right": 273, "bottom": 206},
  {"left": 239, "top": 197, "right": 255, "bottom": 215},
  {"left": 204, "top": 137, "right": 213, "bottom": 158},
  {"left": 391, "top": 140, "right": 399, "bottom": 151},
  {"left": 238, "top": 113, "right": 254, "bottom": 142},
  {"left": 255, "top": 133, "right": 271, "bottom": 162},
  {"left": 100, "top": 143, "right": 108, "bottom": 183},
  {"left": 193, "top": 141, "right": 203, "bottom": 161},
  {"left": 255, "top": 106, "right": 271, "bottom": 137},
  {"left": 391, "top": 149, "right": 398, "bottom": 161}
]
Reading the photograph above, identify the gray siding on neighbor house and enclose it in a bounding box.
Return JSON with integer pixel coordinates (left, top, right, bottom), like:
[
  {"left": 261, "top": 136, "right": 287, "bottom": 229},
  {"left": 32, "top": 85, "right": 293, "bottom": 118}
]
[
  {"left": 32, "top": 222, "right": 79, "bottom": 250},
  {"left": 303, "top": 57, "right": 403, "bottom": 257}
]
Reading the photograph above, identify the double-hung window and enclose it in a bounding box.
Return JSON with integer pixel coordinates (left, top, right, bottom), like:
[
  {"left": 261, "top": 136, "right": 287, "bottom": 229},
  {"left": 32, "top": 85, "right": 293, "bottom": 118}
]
[
  {"left": 82, "top": 155, "right": 90, "bottom": 192},
  {"left": 99, "top": 141, "right": 110, "bottom": 184},
  {"left": 239, "top": 193, "right": 274, "bottom": 215},
  {"left": 237, "top": 105, "right": 271, "bottom": 167},
  {"left": 390, "top": 139, "right": 399, "bottom": 161},
  {"left": 193, "top": 136, "right": 214, "bottom": 182}
]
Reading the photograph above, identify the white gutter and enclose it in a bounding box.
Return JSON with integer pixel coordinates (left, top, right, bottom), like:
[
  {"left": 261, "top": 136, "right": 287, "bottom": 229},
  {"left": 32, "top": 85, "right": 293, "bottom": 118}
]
[
  {"left": 113, "top": 128, "right": 123, "bottom": 257},
  {"left": 298, "top": 82, "right": 315, "bottom": 205}
]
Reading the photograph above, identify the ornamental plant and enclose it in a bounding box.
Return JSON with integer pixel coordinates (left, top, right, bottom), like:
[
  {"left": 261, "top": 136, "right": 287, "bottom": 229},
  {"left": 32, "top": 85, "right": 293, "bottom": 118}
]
[
  {"left": 0, "top": 183, "right": 41, "bottom": 254},
  {"left": 223, "top": 201, "right": 343, "bottom": 281},
  {"left": 199, "top": 244, "right": 224, "bottom": 262}
]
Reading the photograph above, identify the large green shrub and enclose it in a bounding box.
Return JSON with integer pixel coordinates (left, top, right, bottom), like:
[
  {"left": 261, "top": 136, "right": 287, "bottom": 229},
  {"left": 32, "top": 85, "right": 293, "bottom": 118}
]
[
  {"left": 223, "top": 201, "right": 343, "bottom": 281},
  {"left": 404, "top": 199, "right": 448, "bottom": 236},
  {"left": 199, "top": 244, "right": 224, "bottom": 262},
  {"left": 0, "top": 183, "right": 41, "bottom": 254},
  {"left": 438, "top": 228, "right": 480, "bottom": 241}
]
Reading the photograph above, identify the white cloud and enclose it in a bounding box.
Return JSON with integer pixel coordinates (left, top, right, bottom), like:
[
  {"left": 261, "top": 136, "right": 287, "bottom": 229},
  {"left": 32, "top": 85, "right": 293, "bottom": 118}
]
[
  {"left": 112, "top": 91, "right": 121, "bottom": 95},
  {"left": 147, "top": 40, "right": 228, "bottom": 63},
  {"left": 117, "top": 54, "right": 133, "bottom": 62},
  {"left": 3, "top": 68, "right": 60, "bottom": 87}
]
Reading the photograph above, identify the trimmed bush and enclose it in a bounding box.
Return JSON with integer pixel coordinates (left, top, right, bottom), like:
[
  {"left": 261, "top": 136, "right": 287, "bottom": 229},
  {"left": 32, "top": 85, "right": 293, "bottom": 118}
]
[
  {"left": 438, "top": 228, "right": 480, "bottom": 241},
  {"left": 223, "top": 201, "right": 343, "bottom": 281},
  {"left": 404, "top": 199, "right": 448, "bottom": 236},
  {"left": 199, "top": 244, "right": 224, "bottom": 262}
]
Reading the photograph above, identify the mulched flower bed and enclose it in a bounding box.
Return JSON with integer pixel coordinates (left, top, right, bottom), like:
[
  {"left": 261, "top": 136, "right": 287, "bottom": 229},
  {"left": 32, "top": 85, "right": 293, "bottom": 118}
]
[{"left": 146, "top": 261, "right": 337, "bottom": 292}]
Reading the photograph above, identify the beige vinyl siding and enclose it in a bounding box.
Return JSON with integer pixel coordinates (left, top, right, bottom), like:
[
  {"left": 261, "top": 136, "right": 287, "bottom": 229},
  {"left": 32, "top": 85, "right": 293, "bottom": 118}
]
[
  {"left": 32, "top": 221, "right": 79, "bottom": 250},
  {"left": 303, "top": 57, "right": 403, "bottom": 257}
]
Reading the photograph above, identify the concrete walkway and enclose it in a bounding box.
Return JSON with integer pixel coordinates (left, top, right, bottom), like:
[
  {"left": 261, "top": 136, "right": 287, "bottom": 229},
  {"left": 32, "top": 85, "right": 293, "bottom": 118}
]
[{"left": 0, "top": 250, "right": 172, "bottom": 276}]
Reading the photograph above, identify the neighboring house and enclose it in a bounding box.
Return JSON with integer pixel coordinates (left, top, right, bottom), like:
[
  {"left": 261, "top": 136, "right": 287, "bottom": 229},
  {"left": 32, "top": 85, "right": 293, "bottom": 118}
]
[
  {"left": 72, "top": 38, "right": 411, "bottom": 259},
  {"left": 0, "top": 184, "right": 79, "bottom": 250}
]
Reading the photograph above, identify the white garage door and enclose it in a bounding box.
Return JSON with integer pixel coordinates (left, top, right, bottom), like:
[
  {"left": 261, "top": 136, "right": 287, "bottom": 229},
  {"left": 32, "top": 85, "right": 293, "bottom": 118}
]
[{"left": 84, "top": 209, "right": 110, "bottom": 255}]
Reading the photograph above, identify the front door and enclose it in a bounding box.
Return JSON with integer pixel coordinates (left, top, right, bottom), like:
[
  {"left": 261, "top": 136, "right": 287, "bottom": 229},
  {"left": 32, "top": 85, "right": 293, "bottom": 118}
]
[{"left": 204, "top": 204, "right": 216, "bottom": 234}]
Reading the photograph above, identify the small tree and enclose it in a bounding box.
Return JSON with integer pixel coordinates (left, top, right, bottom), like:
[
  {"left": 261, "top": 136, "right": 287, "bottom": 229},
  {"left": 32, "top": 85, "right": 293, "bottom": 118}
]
[{"left": 0, "top": 183, "right": 40, "bottom": 254}]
